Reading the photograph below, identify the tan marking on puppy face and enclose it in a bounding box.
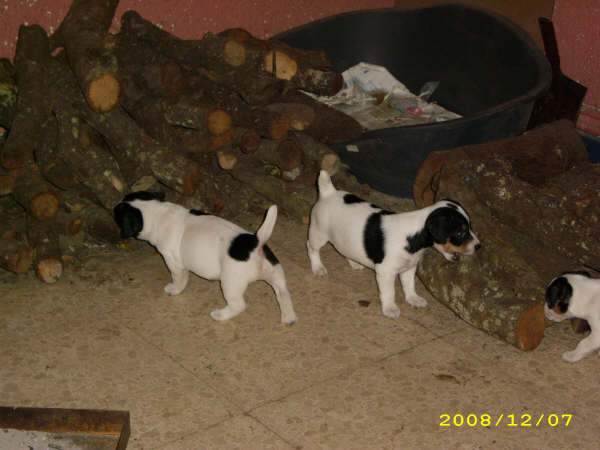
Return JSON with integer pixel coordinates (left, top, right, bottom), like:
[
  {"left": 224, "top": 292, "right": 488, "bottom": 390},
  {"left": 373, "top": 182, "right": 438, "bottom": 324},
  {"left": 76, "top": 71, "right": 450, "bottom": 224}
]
[
  {"left": 441, "top": 240, "right": 472, "bottom": 255},
  {"left": 553, "top": 303, "right": 568, "bottom": 315}
]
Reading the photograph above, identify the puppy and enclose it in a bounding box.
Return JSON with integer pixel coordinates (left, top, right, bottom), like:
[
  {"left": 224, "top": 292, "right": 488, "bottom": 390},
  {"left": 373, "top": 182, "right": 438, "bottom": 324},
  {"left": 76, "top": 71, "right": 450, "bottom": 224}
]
[
  {"left": 307, "top": 171, "right": 480, "bottom": 318},
  {"left": 113, "top": 191, "right": 297, "bottom": 324},
  {"left": 545, "top": 271, "right": 600, "bottom": 362}
]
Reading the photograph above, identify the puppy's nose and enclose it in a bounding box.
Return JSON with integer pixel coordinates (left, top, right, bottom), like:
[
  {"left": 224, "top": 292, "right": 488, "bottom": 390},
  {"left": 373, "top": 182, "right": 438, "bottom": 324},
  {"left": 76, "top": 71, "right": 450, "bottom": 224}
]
[{"left": 475, "top": 243, "right": 482, "bottom": 251}]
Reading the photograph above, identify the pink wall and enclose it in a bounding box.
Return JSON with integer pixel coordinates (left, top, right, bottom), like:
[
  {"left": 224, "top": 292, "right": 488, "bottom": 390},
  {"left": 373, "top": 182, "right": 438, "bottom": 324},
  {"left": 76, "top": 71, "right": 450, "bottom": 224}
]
[
  {"left": 0, "top": 0, "right": 391, "bottom": 59},
  {"left": 553, "top": 0, "right": 600, "bottom": 136}
]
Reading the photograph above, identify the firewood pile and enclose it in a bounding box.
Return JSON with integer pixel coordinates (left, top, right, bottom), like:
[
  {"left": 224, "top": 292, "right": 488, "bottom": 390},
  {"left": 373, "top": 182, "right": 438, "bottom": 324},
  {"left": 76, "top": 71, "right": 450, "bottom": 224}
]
[{"left": 0, "top": 0, "right": 364, "bottom": 283}]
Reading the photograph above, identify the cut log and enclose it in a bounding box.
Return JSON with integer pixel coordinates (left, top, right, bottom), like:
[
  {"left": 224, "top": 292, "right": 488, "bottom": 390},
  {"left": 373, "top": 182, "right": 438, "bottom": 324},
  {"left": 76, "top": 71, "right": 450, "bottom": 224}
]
[
  {"left": 413, "top": 119, "right": 589, "bottom": 207},
  {"left": 413, "top": 134, "right": 599, "bottom": 350},
  {"left": 0, "top": 58, "right": 17, "bottom": 129},
  {"left": 0, "top": 168, "right": 19, "bottom": 196},
  {"left": 416, "top": 162, "right": 549, "bottom": 351},
  {"left": 161, "top": 97, "right": 232, "bottom": 136},
  {"left": 77, "top": 201, "right": 122, "bottom": 243},
  {"left": 279, "top": 90, "right": 363, "bottom": 144},
  {"left": 1, "top": 25, "right": 52, "bottom": 169},
  {"left": 12, "top": 161, "right": 60, "bottom": 221},
  {"left": 52, "top": 0, "right": 121, "bottom": 112},
  {"left": 264, "top": 102, "right": 315, "bottom": 131},
  {"left": 418, "top": 233, "right": 546, "bottom": 351},
  {"left": 446, "top": 157, "right": 600, "bottom": 270},
  {"left": 0, "top": 237, "right": 34, "bottom": 274},
  {"left": 120, "top": 11, "right": 342, "bottom": 100},
  {"left": 27, "top": 217, "right": 63, "bottom": 283}
]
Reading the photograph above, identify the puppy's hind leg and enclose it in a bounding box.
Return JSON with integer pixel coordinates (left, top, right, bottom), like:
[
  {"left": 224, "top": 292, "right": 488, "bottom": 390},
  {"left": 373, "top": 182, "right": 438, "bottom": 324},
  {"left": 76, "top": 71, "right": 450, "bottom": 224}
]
[
  {"left": 211, "top": 271, "right": 248, "bottom": 321},
  {"left": 163, "top": 257, "right": 189, "bottom": 296},
  {"left": 375, "top": 268, "right": 401, "bottom": 318},
  {"left": 264, "top": 265, "right": 297, "bottom": 325},
  {"left": 307, "top": 227, "right": 329, "bottom": 276}
]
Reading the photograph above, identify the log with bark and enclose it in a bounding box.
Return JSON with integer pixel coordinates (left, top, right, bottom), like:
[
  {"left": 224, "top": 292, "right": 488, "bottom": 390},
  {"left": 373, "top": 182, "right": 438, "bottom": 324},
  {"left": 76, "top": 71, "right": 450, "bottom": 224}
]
[
  {"left": 0, "top": 58, "right": 17, "bottom": 129},
  {"left": 414, "top": 121, "right": 596, "bottom": 350},
  {"left": 413, "top": 119, "right": 589, "bottom": 207},
  {"left": 51, "top": 0, "right": 121, "bottom": 113},
  {"left": 1, "top": 25, "right": 52, "bottom": 170}
]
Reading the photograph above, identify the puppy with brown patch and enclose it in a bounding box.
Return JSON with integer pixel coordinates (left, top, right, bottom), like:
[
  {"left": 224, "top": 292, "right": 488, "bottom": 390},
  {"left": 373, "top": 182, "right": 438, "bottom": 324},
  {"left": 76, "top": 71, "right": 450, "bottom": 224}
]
[
  {"left": 545, "top": 271, "right": 600, "bottom": 362},
  {"left": 307, "top": 171, "right": 481, "bottom": 318}
]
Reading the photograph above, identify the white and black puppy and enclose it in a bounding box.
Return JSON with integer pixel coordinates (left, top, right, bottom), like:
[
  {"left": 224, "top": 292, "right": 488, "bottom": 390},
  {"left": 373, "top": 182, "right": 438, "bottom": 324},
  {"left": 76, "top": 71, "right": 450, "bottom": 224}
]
[
  {"left": 545, "top": 271, "right": 600, "bottom": 362},
  {"left": 307, "top": 171, "right": 480, "bottom": 318},
  {"left": 113, "top": 191, "right": 297, "bottom": 324}
]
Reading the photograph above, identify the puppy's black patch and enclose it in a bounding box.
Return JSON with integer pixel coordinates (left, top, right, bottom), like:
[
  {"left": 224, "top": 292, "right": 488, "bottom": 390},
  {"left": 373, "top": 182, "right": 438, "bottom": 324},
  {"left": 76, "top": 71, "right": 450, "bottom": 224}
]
[
  {"left": 405, "top": 228, "right": 433, "bottom": 254},
  {"left": 343, "top": 194, "right": 366, "bottom": 204},
  {"left": 545, "top": 276, "right": 572, "bottom": 314},
  {"left": 263, "top": 244, "right": 279, "bottom": 265},
  {"left": 364, "top": 211, "right": 391, "bottom": 264},
  {"left": 425, "top": 207, "right": 471, "bottom": 246},
  {"left": 189, "top": 209, "right": 209, "bottom": 216},
  {"left": 113, "top": 203, "right": 144, "bottom": 238},
  {"left": 123, "top": 191, "right": 165, "bottom": 202},
  {"left": 228, "top": 233, "right": 258, "bottom": 261}
]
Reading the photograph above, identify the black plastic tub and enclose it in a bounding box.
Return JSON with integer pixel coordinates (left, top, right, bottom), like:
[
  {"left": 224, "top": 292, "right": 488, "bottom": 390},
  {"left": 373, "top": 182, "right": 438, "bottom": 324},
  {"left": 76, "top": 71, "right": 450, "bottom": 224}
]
[{"left": 274, "top": 4, "right": 552, "bottom": 197}]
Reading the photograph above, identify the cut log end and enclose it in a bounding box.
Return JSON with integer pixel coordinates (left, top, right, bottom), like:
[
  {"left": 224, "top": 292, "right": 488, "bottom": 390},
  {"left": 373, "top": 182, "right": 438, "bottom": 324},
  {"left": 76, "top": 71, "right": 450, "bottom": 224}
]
[
  {"left": 516, "top": 303, "right": 545, "bottom": 351},
  {"left": 2, "top": 245, "right": 34, "bottom": 274},
  {"left": 30, "top": 192, "right": 60, "bottom": 220},
  {"left": 207, "top": 109, "right": 232, "bottom": 136},
  {"left": 264, "top": 51, "right": 298, "bottom": 80},
  {"left": 223, "top": 39, "right": 246, "bottom": 67},
  {"left": 217, "top": 150, "right": 238, "bottom": 170},
  {"left": 268, "top": 115, "right": 290, "bottom": 140},
  {"left": 36, "top": 258, "right": 63, "bottom": 284},
  {"left": 87, "top": 72, "right": 121, "bottom": 112}
]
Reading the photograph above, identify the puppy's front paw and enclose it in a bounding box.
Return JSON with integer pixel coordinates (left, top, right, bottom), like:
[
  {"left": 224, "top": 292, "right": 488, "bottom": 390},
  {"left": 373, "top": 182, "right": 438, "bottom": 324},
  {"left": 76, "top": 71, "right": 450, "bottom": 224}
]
[
  {"left": 282, "top": 311, "right": 298, "bottom": 325},
  {"left": 382, "top": 304, "right": 401, "bottom": 319},
  {"left": 562, "top": 350, "right": 584, "bottom": 363},
  {"left": 311, "top": 264, "right": 328, "bottom": 277},
  {"left": 164, "top": 283, "right": 184, "bottom": 296},
  {"left": 406, "top": 295, "right": 428, "bottom": 308}
]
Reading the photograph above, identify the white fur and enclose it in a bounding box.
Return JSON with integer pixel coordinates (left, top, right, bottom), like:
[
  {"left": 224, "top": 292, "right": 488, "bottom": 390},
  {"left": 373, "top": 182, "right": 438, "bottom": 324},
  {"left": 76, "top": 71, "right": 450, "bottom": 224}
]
[
  {"left": 545, "top": 273, "right": 600, "bottom": 362},
  {"left": 127, "top": 199, "right": 297, "bottom": 324},
  {"left": 308, "top": 171, "right": 479, "bottom": 318}
]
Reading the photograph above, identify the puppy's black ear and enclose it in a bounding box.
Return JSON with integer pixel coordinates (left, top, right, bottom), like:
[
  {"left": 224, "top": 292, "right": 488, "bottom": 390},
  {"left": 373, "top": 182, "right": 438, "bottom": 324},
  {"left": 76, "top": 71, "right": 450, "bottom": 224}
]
[
  {"left": 545, "top": 277, "right": 572, "bottom": 314},
  {"left": 113, "top": 203, "right": 143, "bottom": 238},
  {"left": 153, "top": 191, "right": 166, "bottom": 201},
  {"left": 425, "top": 207, "right": 463, "bottom": 244}
]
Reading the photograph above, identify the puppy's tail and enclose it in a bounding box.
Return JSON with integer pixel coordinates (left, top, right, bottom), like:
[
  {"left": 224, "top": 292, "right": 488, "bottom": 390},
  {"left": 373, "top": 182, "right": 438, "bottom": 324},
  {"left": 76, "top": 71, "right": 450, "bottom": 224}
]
[
  {"left": 317, "top": 170, "right": 336, "bottom": 198},
  {"left": 256, "top": 205, "right": 278, "bottom": 246}
]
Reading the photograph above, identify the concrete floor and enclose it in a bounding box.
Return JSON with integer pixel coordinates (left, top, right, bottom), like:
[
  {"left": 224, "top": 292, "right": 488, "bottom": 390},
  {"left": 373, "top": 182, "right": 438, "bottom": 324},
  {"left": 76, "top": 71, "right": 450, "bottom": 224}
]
[{"left": 1, "top": 212, "right": 598, "bottom": 449}]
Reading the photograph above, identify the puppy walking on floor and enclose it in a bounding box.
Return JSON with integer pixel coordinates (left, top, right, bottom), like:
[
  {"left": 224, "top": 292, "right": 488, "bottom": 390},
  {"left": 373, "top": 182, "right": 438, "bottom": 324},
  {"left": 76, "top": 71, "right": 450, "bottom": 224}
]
[
  {"left": 308, "top": 171, "right": 481, "bottom": 318},
  {"left": 114, "top": 192, "right": 297, "bottom": 324}
]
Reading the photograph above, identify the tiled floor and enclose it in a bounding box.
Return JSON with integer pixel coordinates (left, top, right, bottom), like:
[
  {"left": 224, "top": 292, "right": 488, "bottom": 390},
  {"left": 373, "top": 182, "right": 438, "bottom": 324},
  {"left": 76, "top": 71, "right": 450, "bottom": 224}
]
[{"left": 1, "top": 213, "right": 598, "bottom": 449}]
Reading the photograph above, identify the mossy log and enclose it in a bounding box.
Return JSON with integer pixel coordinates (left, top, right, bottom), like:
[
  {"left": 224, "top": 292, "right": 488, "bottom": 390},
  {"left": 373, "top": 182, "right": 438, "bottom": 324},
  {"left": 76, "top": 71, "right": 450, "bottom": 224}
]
[
  {"left": 279, "top": 90, "right": 363, "bottom": 144},
  {"left": 27, "top": 217, "right": 63, "bottom": 283},
  {"left": 413, "top": 119, "right": 589, "bottom": 207},
  {"left": 415, "top": 148, "right": 597, "bottom": 351},
  {"left": 1, "top": 25, "right": 52, "bottom": 170},
  {"left": 52, "top": 0, "right": 121, "bottom": 112},
  {"left": 0, "top": 237, "right": 34, "bottom": 274},
  {"left": 0, "top": 58, "right": 17, "bottom": 129}
]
